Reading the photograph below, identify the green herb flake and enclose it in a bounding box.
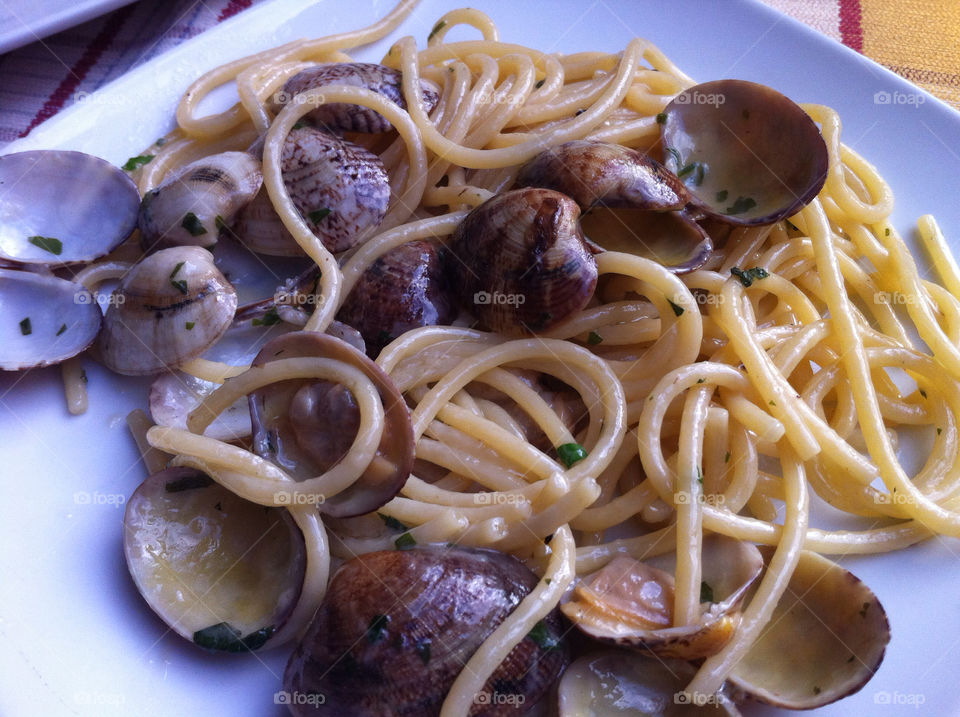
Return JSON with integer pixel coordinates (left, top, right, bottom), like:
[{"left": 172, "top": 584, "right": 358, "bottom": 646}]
[
  {"left": 655, "top": 112, "right": 667, "bottom": 124},
  {"left": 724, "top": 195, "right": 757, "bottom": 216},
  {"left": 170, "top": 279, "right": 188, "bottom": 295},
  {"left": 885, "top": 228, "right": 891, "bottom": 236},
  {"left": 667, "top": 299, "right": 685, "bottom": 317},
  {"left": 80, "top": 369, "right": 87, "bottom": 384},
  {"left": 214, "top": 501, "right": 223, "bottom": 511},
  {"left": 526, "top": 620, "right": 560, "bottom": 651},
  {"left": 428, "top": 19, "right": 447, "bottom": 40},
  {"left": 122, "top": 154, "right": 154, "bottom": 171},
  {"left": 696, "top": 466, "right": 703, "bottom": 484},
  {"left": 557, "top": 442, "right": 588, "bottom": 468},
  {"left": 699, "top": 581, "right": 714, "bottom": 603},
  {"left": 938, "top": 427, "right": 943, "bottom": 435},
  {"left": 414, "top": 639, "right": 431, "bottom": 664},
  {"left": 193, "top": 622, "right": 274, "bottom": 653},
  {"left": 366, "top": 614, "right": 390, "bottom": 643},
  {"left": 19, "top": 317, "right": 32, "bottom": 336},
  {"left": 715, "top": 189, "right": 729, "bottom": 202},
  {"left": 858, "top": 601, "right": 870, "bottom": 618},
  {"left": 769, "top": 400, "right": 776, "bottom": 406},
  {"left": 664, "top": 146, "right": 683, "bottom": 167},
  {"left": 252, "top": 308, "right": 281, "bottom": 327},
  {"left": 215, "top": 215, "right": 227, "bottom": 232},
  {"left": 730, "top": 266, "right": 769, "bottom": 288},
  {"left": 847, "top": 654, "right": 856, "bottom": 663},
  {"left": 587, "top": 330, "right": 603, "bottom": 345},
  {"left": 697, "top": 377, "right": 705, "bottom": 384},
  {"left": 169, "top": 261, "right": 185, "bottom": 279},
  {"left": 545, "top": 578, "right": 552, "bottom": 585},
  {"left": 56, "top": 323, "right": 67, "bottom": 336},
  {"left": 742, "top": 109, "right": 751, "bottom": 120},
  {"left": 724, "top": 451, "right": 731, "bottom": 463},
  {"left": 308, "top": 208, "right": 331, "bottom": 224},
  {"left": 185, "top": 321, "right": 196, "bottom": 330},
  {"left": 694, "top": 163, "right": 705, "bottom": 186},
  {"left": 291, "top": 120, "right": 307, "bottom": 130},
  {"left": 165, "top": 473, "right": 214, "bottom": 493},
  {"left": 813, "top": 686, "right": 821, "bottom": 695},
  {"left": 378, "top": 513, "right": 409, "bottom": 532},
  {"left": 181, "top": 212, "right": 207, "bottom": 237},
  {"left": 394, "top": 532, "right": 417, "bottom": 550},
  {"left": 28, "top": 235, "right": 63, "bottom": 255},
  {"left": 919, "top": 388, "right": 927, "bottom": 398},
  {"left": 534, "top": 79, "right": 545, "bottom": 89},
  {"left": 786, "top": 219, "right": 799, "bottom": 232}
]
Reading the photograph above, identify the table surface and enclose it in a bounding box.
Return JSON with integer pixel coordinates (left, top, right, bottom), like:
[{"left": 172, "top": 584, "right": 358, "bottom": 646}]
[{"left": 0, "top": 0, "right": 957, "bottom": 150}]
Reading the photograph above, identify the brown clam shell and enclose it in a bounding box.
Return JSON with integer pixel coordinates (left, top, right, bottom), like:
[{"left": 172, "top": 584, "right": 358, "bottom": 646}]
[
  {"left": 248, "top": 331, "right": 413, "bottom": 518},
  {"left": 274, "top": 62, "right": 440, "bottom": 133},
  {"left": 336, "top": 239, "right": 458, "bottom": 357},
  {"left": 447, "top": 188, "right": 598, "bottom": 335},
  {"left": 661, "top": 79, "right": 828, "bottom": 226},
  {"left": 283, "top": 546, "right": 568, "bottom": 715},
  {"left": 282, "top": 126, "right": 390, "bottom": 253},
  {"left": 515, "top": 140, "right": 690, "bottom": 212}
]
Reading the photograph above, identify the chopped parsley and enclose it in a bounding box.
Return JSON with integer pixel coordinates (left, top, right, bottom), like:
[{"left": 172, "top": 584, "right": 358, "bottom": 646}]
[
  {"left": 526, "top": 620, "right": 560, "bottom": 651},
  {"left": 122, "top": 154, "right": 154, "bottom": 171},
  {"left": 884, "top": 228, "right": 891, "bottom": 236},
  {"left": 534, "top": 79, "right": 545, "bottom": 89},
  {"left": 655, "top": 112, "right": 667, "bottom": 124},
  {"left": 724, "top": 195, "right": 757, "bottom": 216},
  {"left": 28, "top": 235, "right": 62, "bottom": 255},
  {"left": 291, "top": 120, "right": 307, "bottom": 130},
  {"left": 56, "top": 323, "right": 67, "bottom": 336},
  {"left": 730, "top": 266, "right": 769, "bottom": 288},
  {"left": 724, "top": 451, "right": 731, "bottom": 463},
  {"left": 557, "top": 442, "right": 588, "bottom": 468},
  {"left": 919, "top": 388, "right": 927, "bottom": 398},
  {"left": 428, "top": 20, "right": 446, "bottom": 40},
  {"left": 169, "top": 262, "right": 188, "bottom": 294},
  {"left": 215, "top": 215, "right": 227, "bottom": 232},
  {"left": 696, "top": 466, "right": 703, "bottom": 484},
  {"left": 181, "top": 212, "right": 207, "bottom": 237},
  {"left": 185, "top": 321, "right": 195, "bottom": 330},
  {"left": 366, "top": 614, "right": 390, "bottom": 643},
  {"left": 587, "top": 330, "right": 603, "bottom": 345},
  {"left": 414, "top": 639, "right": 432, "bottom": 664},
  {"left": 664, "top": 146, "right": 683, "bottom": 167},
  {"left": 938, "top": 427, "right": 943, "bottom": 435},
  {"left": 699, "top": 581, "right": 714, "bottom": 603},
  {"left": 394, "top": 532, "right": 416, "bottom": 549},
  {"left": 252, "top": 308, "right": 281, "bottom": 327},
  {"left": 19, "top": 317, "right": 31, "bottom": 336},
  {"left": 667, "top": 299, "right": 685, "bottom": 317},
  {"left": 308, "top": 208, "right": 331, "bottom": 224},
  {"left": 859, "top": 601, "right": 871, "bottom": 618},
  {"left": 193, "top": 623, "right": 274, "bottom": 652},
  {"left": 677, "top": 162, "right": 706, "bottom": 186},
  {"left": 715, "top": 189, "right": 729, "bottom": 202},
  {"left": 378, "top": 513, "right": 409, "bottom": 532}
]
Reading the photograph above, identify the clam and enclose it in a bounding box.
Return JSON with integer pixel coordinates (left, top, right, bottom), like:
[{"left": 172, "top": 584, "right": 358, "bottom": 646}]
[
  {"left": 727, "top": 549, "right": 889, "bottom": 709},
  {"left": 123, "top": 466, "right": 306, "bottom": 652},
  {"left": 336, "top": 239, "right": 457, "bottom": 356},
  {"left": 230, "top": 186, "right": 306, "bottom": 257},
  {"left": 0, "top": 269, "right": 101, "bottom": 370},
  {"left": 447, "top": 188, "right": 598, "bottom": 334},
  {"left": 279, "top": 126, "right": 391, "bottom": 253},
  {"left": 138, "top": 151, "right": 262, "bottom": 251},
  {"left": 660, "top": 80, "right": 828, "bottom": 225},
  {"left": 283, "top": 546, "right": 568, "bottom": 715},
  {"left": 97, "top": 246, "right": 238, "bottom": 375},
  {"left": 558, "top": 650, "right": 741, "bottom": 716},
  {"left": 272, "top": 62, "right": 440, "bottom": 133},
  {"left": 248, "top": 331, "right": 413, "bottom": 517},
  {"left": 515, "top": 140, "right": 712, "bottom": 274},
  {"left": 561, "top": 536, "right": 763, "bottom": 659},
  {"left": 0, "top": 150, "right": 139, "bottom": 265}
]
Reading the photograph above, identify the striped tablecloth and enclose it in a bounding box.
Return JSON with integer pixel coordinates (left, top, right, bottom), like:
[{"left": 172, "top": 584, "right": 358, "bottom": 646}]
[{"left": 0, "top": 0, "right": 958, "bottom": 148}]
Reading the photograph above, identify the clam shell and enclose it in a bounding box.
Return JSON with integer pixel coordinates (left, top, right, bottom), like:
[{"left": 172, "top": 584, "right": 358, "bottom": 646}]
[
  {"left": 0, "top": 269, "right": 101, "bottom": 370},
  {"left": 515, "top": 140, "right": 690, "bottom": 212},
  {"left": 448, "top": 188, "right": 598, "bottom": 334},
  {"left": 283, "top": 546, "right": 568, "bottom": 715},
  {"left": 336, "top": 239, "right": 457, "bottom": 356},
  {"left": 230, "top": 186, "right": 306, "bottom": 257},
  {"left": 727, "top": 548, "right": 890, "bottom": 709},
  {"left": 123, "top": 467, "right": 306, "bottom": 652},
  {"left": 0, "top": 150, "right": 139, "bottom": 265},
  {"left": 249, "top": 331, "right": 413, "bottom": 518},
  {"left": 97, "top": 246, "right": 238, "bottom": 376},
  {"left": 281, "top": 126, "right": 390, "bottom": 254},
  {"left": 274, "top": 62, "right": 440, "bottom": 133},
  {"left": 661, "top": 80, "right": 828, "bottom": 226},
  {"left": 138, "top": 151, "right": 262, "bottom": 251}
]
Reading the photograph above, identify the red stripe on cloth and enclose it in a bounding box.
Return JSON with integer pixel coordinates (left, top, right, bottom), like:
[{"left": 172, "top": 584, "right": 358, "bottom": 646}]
[
  {"left": 19, "top": 6, "right": 136, "bottom": 137},
  {"left": 217, "top": 0, "right": 253, "bottom": 22},
  {"left": 839, "top": 0, "right": 863, "bottom": 52}
]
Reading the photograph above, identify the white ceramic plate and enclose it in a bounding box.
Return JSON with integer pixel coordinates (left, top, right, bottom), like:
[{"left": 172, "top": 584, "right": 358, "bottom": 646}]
[
  {"left": 0, "top": 0, "right": 137, "bottom": 54},
  {"left": 2, "top": 1, "right": 960, "bottom": 715}
]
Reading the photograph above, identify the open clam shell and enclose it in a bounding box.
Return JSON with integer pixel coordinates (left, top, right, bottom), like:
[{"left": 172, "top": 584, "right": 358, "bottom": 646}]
[
  {"left": 123, "top": 467, "right": 306, "bottom": 652},
  {"left": 727, "top": 549, "right": 890, "bottom": 709},
  {"left": 561, "top": 536, "right": 763, "bottom": 660},
  {"left": 558, "top": 650, "right": 741, "bottom": 716},
  {"left": 0, "top": 150, "right": 139, "bottom": 265},
  {"left": 660, "top": 80, "right": 828, "bottom": 226},
  {"left": 0, "top": 269, "right": 101, "bottom": 370},
  {"left": 249, "top": 331, "right": 414, "bottom": 517},
  {"left": 284, "top": 546, "right": 568, "bottom": 715}
]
